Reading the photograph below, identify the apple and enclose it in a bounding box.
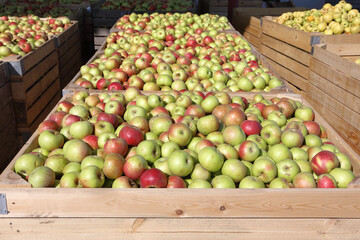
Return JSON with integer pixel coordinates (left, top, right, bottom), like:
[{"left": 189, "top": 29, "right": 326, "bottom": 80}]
[
  {"left": 123, "top": 155, "right": 148, "bottom": 180},
  {"left": 221, "top": 159, "right": 247, "bottom": 183},
  {"left": 140, "top": 168, "right": 167, "bottom": 188},
  {"left": 63, "top": 162, "right": 81, "bottom": 174},
  {"left": 293, "top": 172, "right": 317, "bottom": 188},
  {"left": 119, "top": 125, "right": 143, "bottom": 146},
  {"left": 260, "top": 123, "right": 282, "bottom": 145},
  {"left": 303, "top": 121, "right": 321, "bottom": 136},
  {"left": 252, "top": 157, "right": 277, "bottom": 183},
  {"left": 103, "top": 153, "right": 125, "bottom": 179},
  {"left": 197, "top": 115, "right": 220, "bottom": 135},
  {"left": 167, "top": 175, "right": 187, "bottom": 188},
  {"left": 82, "top": 135, "right": 99, "bottom": 150},
  {"left": 14, "top": 153, "right": 44, "bottom": 179},
  {"left": 153, "top": 157, "right": 172, "bottom": 176},
  {"left": 63, "top": 139, "right": 92, "bottom": 163},
  {"left": 136, "top": 140, "right": 161, "bottom": 164},
  {"left": 290, "top": 147, "right": 309, "bottom": 161},
  {"left": 38, "top": 130, "right": 64, "bottom": 152},
  {"left": 336, "top": 152, "right": 352, "bottom": 170},
  {"left": 62, "top": 114, "right": 81, "bottom": 127},
  {"left": 168, "top": 123, "right": 193, "bottom": 147},
  {"left": 276, "top": 159, "right": 301, "bottom": 181},
  {"left": 112, "top": 176, "right": 138, "bottom": 188},
  {"left": 81, "top": 155, "right": 104, "bottom": 170},
  {"left": 28, "top": 166, "right": 55, "bottom": 188},
  {"left": 69, "top": 121, "right": 93, "bottom": 139},
  {"left": 223, "top": 108, "right": 246, "bottom": 126},
  {"left": 79, "top": 165, "right": 105, "bottom": 188},
  {"left": 188, "top": 179, "right": 212, "bottom": 188},
  {"left": 311, "top": 150, "right": 340, "bottom": 175},
  {"left": 294, "top": 106, "right": 314, "bottom": 121},
  {"left": 168, "top": 150, "right": 195, "bottom": 177},
  {"left": 60, "top": 171, "right": 80, "bottom": 188},
  {"left": 104, "top": 138, "right": 128, "bottom": 156},
  {"left": 44, "top": 154, "right": 69, "bottom": 178},
  {"left": 239, "top": 176, "right": 265, "bottom": 188},
  {"left": 281, "top": 128, "right": 304, "bottom": 148},
  {"left": 238, "top": 140, "right": 260, "bottom": 162},
  {"left": 329, "top": 168, "right": 355, "bottom": 188},
  {"left": 198, "top": 146, "right": 224, "bottom": 173},
  {"left": 223, "top": 125, "right": 246, "bottom": 146},
  {"left": 161, "top": 141, "right": 180, "bottom": 158},
  {"left": 268, "top": 144, "right": 292, "bottom": 163},
  {"left": 268, "top": 177, "right": 294, "bottom": 188},
  {"left": 241, "top": 120, "right": 262, "bottom": 136},
  {"left": 305, "top": 134, "right": 323, "bottom": 147},
  {"left": 38, "top": 120, "right": 59, "bottom": 134},
  {"left": 317, "top": 174, "right": 338, "bottom": 188},
  {"left": 191, "top": 163, "right": 211, "bottom": 180},
  {"left": 211, "top": 175, "right": 236, "bottom": 188}
]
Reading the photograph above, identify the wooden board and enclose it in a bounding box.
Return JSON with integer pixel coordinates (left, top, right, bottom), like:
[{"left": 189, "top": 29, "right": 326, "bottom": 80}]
[
  {"left": 3, "top": 38, "right": 56, "bottom": 76},
  {"left": 2, "top": 217, "right": 360, "bottom": 240},
  {"left": 261, "top": 55, "right": 308, "bottom": 93},
  {"left": 261, "top": 34, "right": 311, "bottom": 66},
  {"left": 243, "top": 32, "right": 260, "bottom": 49},
  {"left": 260, "top": 44, "right": 309, "bottom": 80}
]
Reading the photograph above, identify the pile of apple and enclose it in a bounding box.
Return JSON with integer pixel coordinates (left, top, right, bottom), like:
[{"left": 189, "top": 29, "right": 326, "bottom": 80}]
[
  {"left": 113, "top": 12, "right": 233, "bottom": 32},
  {"left": 15, "top": 0, "right": 97, "bottom": 4},
  {"left": 101, "top": 0, "right": 194, "bottom": 12},
  {"left": 0, "top": 2, "right": 79, "bottom": 18},
  {"left": 74, "top": 31, "right": 283, "bottom": 92},
  {"left": 0, "top": 15, "right": 72, "bottom": 59},
  {"left": 13, "top": 89, "right": 355, "bottom": 188},
  {"left": 275, "top": 0, "right": 360, "bottom": 34}
]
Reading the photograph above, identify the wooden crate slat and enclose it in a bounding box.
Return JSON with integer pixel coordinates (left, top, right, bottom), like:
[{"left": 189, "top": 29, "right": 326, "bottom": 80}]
[
  {"left": 0, "top": 187, "right": 360, "bottom": 218},
  {"left": 261, "top": 16, "right": 319, "bottom": 53},
  {"left": 0, "top": 218, "right": 359, "bottom": 239},
  {"left": 57, "top": 31, "right": 81, "bottom": 58},
  {"left": 4, "top": 38, "right": 56, "bottom": 76},
  {"left": 14, "top": 71, "right": 60, "bottom": 127},
  {"left": 262, "top": 56, "right": 308, "bottom": 92},
  {"left": 313, "top": 44, "right": 360, "bottom": 81},
  {"left": 0, "top": 61, "right": 9, "bottom": 87},
  {"left": 305, "top": 94, "right": 360, "bottom": 157},
  {"left": 0, "top": 98, "right": 15, "bottom": 134},
  {"left": 310, "top": 57, "right": 360, "bottom": 98},
  {"left": 54, "top": 22, "right": 79, "bottom": 47},
  {"left": 260, "top": 44, "right": 309, "bottom": 80},
  {"left": 309, "top": 71, "right": 360, "bottom": 116},
  {"left": 261, "top": 34, "right": 311, "bottom": 66},
  {"left": 243, "top": 32, "right": 260, "bottom": 49},
  {"left": 306, "top": 83, "right": 360, "bottom": 137},
  {"left": 10, "top": 50, "right": 58, "bottom": 101}
]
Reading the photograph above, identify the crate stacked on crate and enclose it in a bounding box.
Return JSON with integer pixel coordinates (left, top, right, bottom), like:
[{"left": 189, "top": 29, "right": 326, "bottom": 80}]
[
  {"left": 307, "top": 41, "right": 360, "bottom": 156},
  {"left": 54, "top": 21, "right": 83, "bottom": 89},
  {"left": 260, "top": 15, "right": 360, "bottom": 95},
  {"left": 232, "top": 7, "right": 307, "bottom": 50},
  {"left": 0, "top": 61, "right": 19, "bottom": 173},
  {"left": 4, "top": 37, "right": 61, "bottom": 145},
  {"left": 1, "top": 91, "right": 360, "bottom": 238}
]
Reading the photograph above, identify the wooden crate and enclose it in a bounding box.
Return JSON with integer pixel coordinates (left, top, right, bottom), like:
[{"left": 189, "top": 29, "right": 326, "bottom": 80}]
[
  {"left": 260, "top": 16, "right": 360, "bottom": 93},
  {"left": 3, "top": 38, "right": 61, "bottom": 143},
  {"left": 55, "top": 22, "right": 83, "bottom": 89},
  {"left": 308, "top": 43, "right": 360, "bottom": 156},
  {"left": 232, "top": 7, "right": 307, "bottom": 50},
  {"left": 1, "top": 92, "right": 360, "bottom": 239},
  {"left": 0, "top": 62, "right": 18, "bottom": 173}
]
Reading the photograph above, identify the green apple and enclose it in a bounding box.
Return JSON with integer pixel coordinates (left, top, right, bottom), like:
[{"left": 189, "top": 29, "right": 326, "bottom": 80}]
[
  {"left": 79, "top": 165, "right": 105, "bottom": 188},
  {"left": 211, "top": 175, "right": 236, "bottom": 188},
  {"left": 198, "top": 147, "right": 224, "bottom": 172},
  {"left": 168, "top": 150, "right": 195, "bottom": 177},
  {"left": 28, "top": 166, "right": 55, "bottom": 188}
]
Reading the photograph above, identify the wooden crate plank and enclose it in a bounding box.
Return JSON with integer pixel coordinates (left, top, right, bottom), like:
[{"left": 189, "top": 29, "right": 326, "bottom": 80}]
[
  {"left": 261, "top": 34, "right": 311, "bottom": 66},
  {"left": 261, "top": 16, "right": 318, "bottom": 53},
  {"left": 59, "top": 40, "right": 82, "bottom": 70},
  {"left": 261, "top": 56, "right": 308, "bottom": 92},
  {"left": 305, "top": 94, "right": 360, "bottom": 157},
  {"left": 244, "top": 25, "right": 261, "bottom": 38},
  {"left": 0, "top": 81, "right": 12, "bottom": 110},
  {"left": 4, "top": 38, "right": 56, "bottom": 76},
  {"left": 312, "top": 44, "right": 360, "bottom": 82},
  {"left": 10, "top": 50, "right": 58, "bottom": 101},
  {"left": 54, "top": 22, "right": 79, "bottom": 47},
  {"left": 0, "top": 98, "right": 15, "bottom": 134},
  {"left": 309, "top": 71, "right": 360, "bottom": 115},
  {"left": 306, "top": 83, "right": 360, "bottom": 140},
  {"left": 310, "top": 57, "right": 360, "bottom": 98},
  {"left": 1, "top": 187, "right": 360, "bottom": 218},
  {"left": 0, "top": 218, "right": 359, "bottom": 240},
  {"left": 0, "top": 61, "right": 9, "bottom": 87},
  {"left": 260, "top": 44, "right": 309, "bottom": 79},
  {"left": 243, "top": 32, "right": 260, "bottom": 48},
  {"left": 57, "top": 31, "right": 81, "bottom": 58}
]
